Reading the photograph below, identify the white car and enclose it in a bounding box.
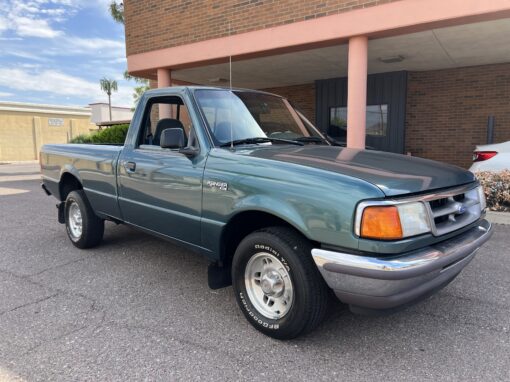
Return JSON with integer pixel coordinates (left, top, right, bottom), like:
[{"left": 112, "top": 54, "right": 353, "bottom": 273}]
[{"left": 470, "top": 141, "right": 510, "bottom": 172}]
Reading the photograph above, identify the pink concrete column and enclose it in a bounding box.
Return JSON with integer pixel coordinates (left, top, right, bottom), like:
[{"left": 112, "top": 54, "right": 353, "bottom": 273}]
[
  {"left": 157, "top": 68, "right": 172, "bottom": 87},
  {"left": 157, "top": 68, "right": 172, "bottom": 118},
  {"left": 346, "top": 35, "right": 368, "bottom": 149}
]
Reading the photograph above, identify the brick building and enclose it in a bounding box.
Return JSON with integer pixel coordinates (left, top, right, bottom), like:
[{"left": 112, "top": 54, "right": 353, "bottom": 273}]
[{"left": 124, "top": 0, "right": 510, "bottom": 168}]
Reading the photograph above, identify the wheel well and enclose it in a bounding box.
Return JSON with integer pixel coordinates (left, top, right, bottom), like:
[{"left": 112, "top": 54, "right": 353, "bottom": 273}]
[
  {"left": 220, "top": 211, "right": 314, "bottom": 266},
  {"left": 59, "top": 173, "right": 82, "bottom": 201}
]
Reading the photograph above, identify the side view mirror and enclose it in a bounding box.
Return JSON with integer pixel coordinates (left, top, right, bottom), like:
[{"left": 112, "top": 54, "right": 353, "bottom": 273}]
[
  {"left": 160, "top": 128, "right": 185, "bottom": 149},
  {"left": 160, "top": 128, "right": 198, "bottom": 157}
]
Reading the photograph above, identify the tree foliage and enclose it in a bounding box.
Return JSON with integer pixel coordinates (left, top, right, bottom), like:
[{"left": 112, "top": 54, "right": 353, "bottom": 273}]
[
  {"left": 133, "top": 84, "right": 149, "bottom": 105},
  {"left": 109, "top": 3, "right": 150, "bottom": 105},
  {"left": 99, "top": 78, "right": 118, "bottom": 96},
  {"left": 123, "top": 70, "right": 149, "bottom": 106},
  {"left": 109, "top": 1, "right": 124, "bottom": 24}
]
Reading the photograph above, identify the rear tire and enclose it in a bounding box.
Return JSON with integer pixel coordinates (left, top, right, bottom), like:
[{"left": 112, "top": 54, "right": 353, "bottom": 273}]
[
  {"left": 65, "top": 190, "right": 104, "bottom": 249},
  {"left": 232, "top": 226, "right": 329, "bottom": 339}
]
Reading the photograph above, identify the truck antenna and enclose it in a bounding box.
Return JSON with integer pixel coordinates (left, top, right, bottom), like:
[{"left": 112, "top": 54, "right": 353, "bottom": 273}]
[{"left": 229, "top": 22, "right": 234, "bottom": 151}]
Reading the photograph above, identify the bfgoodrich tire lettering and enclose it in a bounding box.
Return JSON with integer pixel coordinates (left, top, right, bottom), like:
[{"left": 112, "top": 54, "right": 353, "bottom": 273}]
[
  {"left": 65, "top": 190, "right": 104, "bottom": 249},
  {"left": 232, "top": 226, "right": 329, "bottom": 339}
]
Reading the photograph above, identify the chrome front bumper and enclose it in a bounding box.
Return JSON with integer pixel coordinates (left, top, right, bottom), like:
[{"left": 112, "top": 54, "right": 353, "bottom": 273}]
[{"left": 312, "top": 219, "right": 493, "bottom": 313}]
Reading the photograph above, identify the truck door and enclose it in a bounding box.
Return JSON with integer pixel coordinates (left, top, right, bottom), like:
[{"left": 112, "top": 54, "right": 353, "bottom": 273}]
[{"left": 117, "top": 94, "right": 205, "bottom": 246}]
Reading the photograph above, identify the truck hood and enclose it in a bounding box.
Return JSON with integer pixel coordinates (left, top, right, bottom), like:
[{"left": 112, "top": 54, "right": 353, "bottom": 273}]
[{"left": 239, "top": 146, "right": 476, "bottom": 196}]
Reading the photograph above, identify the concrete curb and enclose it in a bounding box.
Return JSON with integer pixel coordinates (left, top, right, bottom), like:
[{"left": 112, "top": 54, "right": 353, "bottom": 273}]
[{"left": 486, "top": 211, "right": 510, "bottom": 225}]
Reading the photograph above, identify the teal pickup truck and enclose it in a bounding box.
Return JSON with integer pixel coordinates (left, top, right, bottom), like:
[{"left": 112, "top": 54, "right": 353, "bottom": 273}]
[{"left": 40, "top": 86, "right": 493, "bottom": 339}]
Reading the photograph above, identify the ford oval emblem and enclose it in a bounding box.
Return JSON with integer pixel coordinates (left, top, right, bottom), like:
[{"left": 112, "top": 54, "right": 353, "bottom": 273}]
[{"left": 458, "top": 205, "right": 467, "bottom": 214}]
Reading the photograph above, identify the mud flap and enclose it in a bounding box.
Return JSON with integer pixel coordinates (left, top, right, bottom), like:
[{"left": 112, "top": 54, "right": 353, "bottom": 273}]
[
  {"left": 208, "top": 262, "right": 232, "bottom": 289},
  {"left": 57, "top": 202, "right": 65, "bottom": 224}
]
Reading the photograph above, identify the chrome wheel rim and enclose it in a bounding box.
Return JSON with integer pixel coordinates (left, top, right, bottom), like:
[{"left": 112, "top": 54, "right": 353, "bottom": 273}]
[
  {"left": 244, "top": 252, "right": 294, "bottom": 320},
  {"left": 68, "top": 201, "right": 82, "bottom": 240}
]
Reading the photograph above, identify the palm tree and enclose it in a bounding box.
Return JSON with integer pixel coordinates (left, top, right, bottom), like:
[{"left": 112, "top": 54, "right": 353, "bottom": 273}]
[{"left": 99, "top": 78, "right": 118, "bottom": 121}]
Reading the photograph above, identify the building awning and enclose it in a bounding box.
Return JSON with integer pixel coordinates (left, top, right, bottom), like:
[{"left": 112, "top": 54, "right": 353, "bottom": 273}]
[{"left": 164, "top": 18, "right": 510, "bottom": 89}]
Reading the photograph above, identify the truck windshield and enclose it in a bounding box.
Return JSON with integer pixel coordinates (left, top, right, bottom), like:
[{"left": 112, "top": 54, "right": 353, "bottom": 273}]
[{"left": 194, "top": 89, "right": 325, "bottom": 146}]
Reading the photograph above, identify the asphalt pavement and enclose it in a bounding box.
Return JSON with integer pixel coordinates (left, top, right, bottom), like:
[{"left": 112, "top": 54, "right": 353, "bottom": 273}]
[{"left": 0, "top": 163, "right": 509, "bottom": 381}]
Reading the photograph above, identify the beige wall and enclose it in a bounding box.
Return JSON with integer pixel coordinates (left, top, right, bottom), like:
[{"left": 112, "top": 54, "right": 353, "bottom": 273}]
[{"left": 0, "top": 111, "right": 96, "bottom": 161}]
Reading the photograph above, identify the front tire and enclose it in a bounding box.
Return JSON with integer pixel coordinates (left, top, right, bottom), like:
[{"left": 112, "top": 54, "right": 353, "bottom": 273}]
[
  {"left": 232, "top": 227, "right": 329, "bottom": 339},
  {"left": 65, "top": 190, "right": 104, "bottom": 249}
]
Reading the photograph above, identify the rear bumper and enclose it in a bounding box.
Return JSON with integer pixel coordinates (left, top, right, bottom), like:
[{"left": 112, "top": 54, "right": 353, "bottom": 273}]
[{"left": 311, "top": 219, "right": 493, "bottom": 314}]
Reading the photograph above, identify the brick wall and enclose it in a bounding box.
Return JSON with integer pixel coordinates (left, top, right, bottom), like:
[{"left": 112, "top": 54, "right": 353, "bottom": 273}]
[
  {"left": 269, "top": 67, "right": 510, "bottom": 169},
  {"left": 124, "top": 0, "right": 401, "bottom": 56},
  {"left": 263, "top": 83, "right": 316, "bottom": 124},
  {"left": 406, "top": 63, "right": 510, "bottom": 168}
]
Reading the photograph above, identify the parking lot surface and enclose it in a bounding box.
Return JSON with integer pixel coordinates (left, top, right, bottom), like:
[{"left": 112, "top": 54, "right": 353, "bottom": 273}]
[{"left": 0, "top": 164, "right": 509, "bottom": 381}]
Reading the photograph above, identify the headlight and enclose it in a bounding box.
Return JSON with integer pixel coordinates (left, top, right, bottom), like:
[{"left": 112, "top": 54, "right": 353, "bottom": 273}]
[
  {"left": 477, "top": 185, "right": 487, "bottom": 211},
  {"left": 356, "top": 201, "right": 431, "bottom": 240},
  {"left": 396, "top": 202, "right": 431, "bottom": 237}
]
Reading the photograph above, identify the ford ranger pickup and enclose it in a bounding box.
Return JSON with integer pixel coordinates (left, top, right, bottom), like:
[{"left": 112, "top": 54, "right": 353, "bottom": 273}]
[{"left": 40, "top": 86, "right": 493, "bottom": 339}]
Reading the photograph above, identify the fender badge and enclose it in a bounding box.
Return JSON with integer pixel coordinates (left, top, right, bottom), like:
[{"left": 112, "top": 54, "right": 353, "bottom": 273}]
[{"left": 207, "top": 180, "right": 228, "bottom": 191}]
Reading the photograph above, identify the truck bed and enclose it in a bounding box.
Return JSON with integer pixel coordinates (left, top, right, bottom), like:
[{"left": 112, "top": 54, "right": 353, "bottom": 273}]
[{"left": 40, "top": 143, "right": 123, "bottom": 219}]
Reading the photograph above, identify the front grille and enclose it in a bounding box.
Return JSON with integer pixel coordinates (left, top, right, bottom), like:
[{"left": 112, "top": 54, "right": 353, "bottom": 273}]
[{"left": 426, "top": 186, "right": 482, "bottom": 236}]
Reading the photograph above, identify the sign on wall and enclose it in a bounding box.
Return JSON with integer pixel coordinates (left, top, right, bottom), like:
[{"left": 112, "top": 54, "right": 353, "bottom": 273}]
[{"left": 48, "top": 118, "right": 64, "bottom": 126}]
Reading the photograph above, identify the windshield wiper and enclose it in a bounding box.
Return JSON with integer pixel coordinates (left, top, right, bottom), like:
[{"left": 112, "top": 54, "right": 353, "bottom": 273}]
[
  {"left": 324, "top": 134, "right": 347, "bottom": 147},
  {"left": 294, "top": 136, "right": 327, "bottom": 144},
  {"left": 219, "top": 137, "right": 304, "bottom": 147}
]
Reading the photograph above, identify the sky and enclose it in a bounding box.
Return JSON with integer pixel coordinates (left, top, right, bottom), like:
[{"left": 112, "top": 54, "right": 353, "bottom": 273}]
[{"left": 0, "top": 0, "right": 136, "bottom": 107}]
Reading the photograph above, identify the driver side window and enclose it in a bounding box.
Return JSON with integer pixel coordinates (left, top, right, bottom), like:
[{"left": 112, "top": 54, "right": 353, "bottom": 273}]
[{"left": 138, "top": 96, "right": 198, "bottom": 149}]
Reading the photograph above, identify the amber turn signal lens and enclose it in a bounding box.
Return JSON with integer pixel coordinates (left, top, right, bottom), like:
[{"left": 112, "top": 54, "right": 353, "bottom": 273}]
[{"left": 360, "top": 206, "right": 403, "bottom": 240}]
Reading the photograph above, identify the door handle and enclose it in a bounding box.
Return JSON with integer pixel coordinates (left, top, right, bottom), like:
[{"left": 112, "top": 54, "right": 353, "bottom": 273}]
[{"left": 124, "top": 161, "right": 136, "bottom": 172}]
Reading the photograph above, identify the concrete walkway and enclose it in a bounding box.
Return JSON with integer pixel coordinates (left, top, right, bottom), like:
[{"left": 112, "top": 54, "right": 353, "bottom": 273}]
[
  {"left": 487, "top": 211, "right": 510, "bottom": 225},
  {"left": 0, "top": 162, "right": 41, "bottom": 182}
]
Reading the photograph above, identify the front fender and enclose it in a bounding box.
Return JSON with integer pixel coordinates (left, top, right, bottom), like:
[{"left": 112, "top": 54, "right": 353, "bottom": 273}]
[
  {"left": 200, "top": 195, "right": 312, "bottom": 261},
  {"left": 231, "top": 194, "right": 310, "bottom": 238},
  {"left": 201, "top": 149, "right": 385, "bottom": 258}
]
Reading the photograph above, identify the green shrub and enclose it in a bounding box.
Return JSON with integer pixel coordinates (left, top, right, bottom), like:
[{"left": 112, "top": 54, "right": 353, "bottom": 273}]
[
  {"left": 69, "top": 134, "right": 93, "bottom": 144},
  {"left": 475, "top": 170, "right": 510, "bottom": 212},
  {"left": 69, "top": 124, "right": 129, "bottom": 145}
]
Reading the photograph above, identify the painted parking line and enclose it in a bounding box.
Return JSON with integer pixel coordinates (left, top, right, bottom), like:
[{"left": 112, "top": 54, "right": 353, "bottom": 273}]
[{"left": 0, "top": 187, "right": 30, "bottom": 196}]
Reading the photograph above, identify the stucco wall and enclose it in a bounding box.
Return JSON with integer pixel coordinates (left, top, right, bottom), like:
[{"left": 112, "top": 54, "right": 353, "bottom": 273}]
[{"left": 0, "top": 111, "right": 96, "bottom": 161}]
